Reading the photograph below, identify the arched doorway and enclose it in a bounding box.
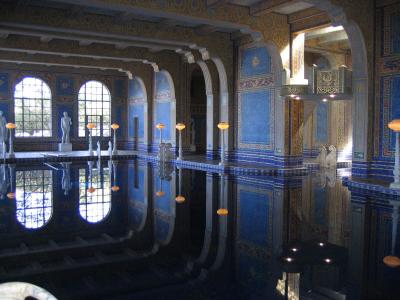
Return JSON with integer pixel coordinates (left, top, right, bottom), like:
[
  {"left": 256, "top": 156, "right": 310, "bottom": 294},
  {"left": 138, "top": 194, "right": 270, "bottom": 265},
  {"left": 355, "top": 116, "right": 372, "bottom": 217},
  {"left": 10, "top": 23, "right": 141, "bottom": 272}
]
[{"left": 189, "top": 68, "right": 207, "bottom": 154}]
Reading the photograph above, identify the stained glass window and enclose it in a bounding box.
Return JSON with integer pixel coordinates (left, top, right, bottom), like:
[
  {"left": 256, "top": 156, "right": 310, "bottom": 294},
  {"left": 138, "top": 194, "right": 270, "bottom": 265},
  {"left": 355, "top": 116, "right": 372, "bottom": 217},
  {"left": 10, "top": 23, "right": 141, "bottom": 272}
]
[
  {"left": 14, "top": 77, "right": 52, "bottom": 137},
  {"left": 78, "top": 81, "right": 111, "bottom": 137},
  {"left": 16, "top": 170, "right": 53, "bottom": 229}
]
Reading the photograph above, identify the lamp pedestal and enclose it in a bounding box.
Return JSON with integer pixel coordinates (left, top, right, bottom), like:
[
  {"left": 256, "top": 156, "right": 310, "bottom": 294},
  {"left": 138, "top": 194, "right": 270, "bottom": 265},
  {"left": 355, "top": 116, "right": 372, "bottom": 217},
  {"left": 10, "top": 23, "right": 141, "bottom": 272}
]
[
  {"left": 112, "top": 129, "right": 118, "bottom": 155},
  {"left": 8, "top": 129, "right": 14, "bottom": 158},
  {"left": 88, "top": 131, "right": 93, "bottom": 156},
  {"left": 177, "top": 130, "right": 183, "bottom": 161},
  {"left": 219, "top": 130, "right": 225, "bottom": 166},
  {"left": 391, "top": 131, "right": 400, "bottom": 189}
]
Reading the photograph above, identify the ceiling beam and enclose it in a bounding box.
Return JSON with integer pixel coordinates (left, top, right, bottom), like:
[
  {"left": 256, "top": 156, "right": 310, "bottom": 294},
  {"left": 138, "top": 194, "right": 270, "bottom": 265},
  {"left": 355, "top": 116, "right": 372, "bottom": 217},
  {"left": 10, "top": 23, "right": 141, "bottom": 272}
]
[
  {"left": 250, "top": 0, "right": 299, "bottom": 16},
  {"left": 115, "top": 12, "right": 135, "bottom": 24},
  {"left": 67, "top": 4, "right": 85, "bottom": 19},
  {"left": 206, "top": 0, "right": 230, "bottom": 8},
  {"left": 195, "top": 25, "right": 217, "bottom": 36}
]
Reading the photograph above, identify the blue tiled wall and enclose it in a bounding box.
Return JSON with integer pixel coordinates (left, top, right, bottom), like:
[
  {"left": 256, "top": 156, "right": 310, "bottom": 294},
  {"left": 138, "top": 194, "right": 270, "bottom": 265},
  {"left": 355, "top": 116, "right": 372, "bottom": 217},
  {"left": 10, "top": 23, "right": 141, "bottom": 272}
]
[{"left": 240, "top": 90, "right": 271, "bottom": 145}]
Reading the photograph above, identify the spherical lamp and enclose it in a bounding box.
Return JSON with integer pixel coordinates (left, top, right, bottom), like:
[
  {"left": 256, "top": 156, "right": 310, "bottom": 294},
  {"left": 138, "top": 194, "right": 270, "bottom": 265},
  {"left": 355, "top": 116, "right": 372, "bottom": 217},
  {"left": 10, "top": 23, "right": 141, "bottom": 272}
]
[
  {"left": 87, "top": 187, "right": 96, "bottom": 193},
  {"left": 7, "top": 192, "right": 15, "bottom": 199}
]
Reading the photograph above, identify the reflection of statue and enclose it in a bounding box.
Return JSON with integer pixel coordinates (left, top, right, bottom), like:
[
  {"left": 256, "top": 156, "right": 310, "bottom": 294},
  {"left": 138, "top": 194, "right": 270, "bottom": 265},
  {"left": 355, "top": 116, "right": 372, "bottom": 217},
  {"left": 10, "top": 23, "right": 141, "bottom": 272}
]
[
  {"left": 61, "top": 162, "right": 71, "bottom": 196},
  {"left": 190, "top": 118, "right": 196, "bottom": 152},
  {"left": 61, "top": 112, "right": 72, "bottom": 144},
  {"left": 317, "top": 146, "right": 327, "bottom": 168},
  {"left": 0, "top": 111, "right": 7, "bottom": 144},
  {"left": 96, "top": 141, "right": 101, "bottom": 160},
  {"left": 0, "top": 164, "right": 9, "bottom": 199},
  {"left": 108, "top": 141, "right": 112, "bottom": 158},
  {"left": 326, "top": 145, "right": 337, "bottom": 169}
]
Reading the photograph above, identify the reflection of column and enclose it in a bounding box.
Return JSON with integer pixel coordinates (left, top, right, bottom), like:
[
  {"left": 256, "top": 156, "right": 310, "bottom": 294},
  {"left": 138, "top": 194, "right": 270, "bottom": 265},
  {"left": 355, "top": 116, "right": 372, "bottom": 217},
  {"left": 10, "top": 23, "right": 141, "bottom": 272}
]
[
  {"left": 210, "top": 173, "right": 229, "bottom": 271},
  {"left": 347, "top": 201, "right": 369, "bottom": 299},
  {"left": 197, "top": 173, "right": 217, "bottom": 264},
  {"left": 389, "top": 201, "right": 400, "bottom": 255}
]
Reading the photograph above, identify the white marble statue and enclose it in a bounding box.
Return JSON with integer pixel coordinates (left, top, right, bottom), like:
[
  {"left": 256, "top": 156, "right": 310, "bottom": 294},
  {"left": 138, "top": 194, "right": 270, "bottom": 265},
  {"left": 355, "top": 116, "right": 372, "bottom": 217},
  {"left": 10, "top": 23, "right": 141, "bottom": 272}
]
[
  {"left": 317, "top": 146, "right": 327, "bottom": 168},
  {"left": 326, "top": 145, "right": 337, "bottom": 169},
  {"left": 0, "top": 111, "right": 7, "bottom": 144},
  {"left": 61, "top": 112, "right": 72, "bottom": 144}
]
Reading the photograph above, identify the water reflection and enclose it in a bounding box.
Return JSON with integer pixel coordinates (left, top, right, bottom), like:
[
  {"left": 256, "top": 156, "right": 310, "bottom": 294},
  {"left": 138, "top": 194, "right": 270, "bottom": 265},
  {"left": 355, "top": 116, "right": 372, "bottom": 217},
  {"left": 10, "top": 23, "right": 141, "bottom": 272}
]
[
  {"left": 0, "top": 161, "right": 397, "bottom": 299},
  {"left": 79, "top": 161, "right": 111, "bottom": 223},
  {"left": 16, "top": 169, "right": 53, "bottom": 229}
]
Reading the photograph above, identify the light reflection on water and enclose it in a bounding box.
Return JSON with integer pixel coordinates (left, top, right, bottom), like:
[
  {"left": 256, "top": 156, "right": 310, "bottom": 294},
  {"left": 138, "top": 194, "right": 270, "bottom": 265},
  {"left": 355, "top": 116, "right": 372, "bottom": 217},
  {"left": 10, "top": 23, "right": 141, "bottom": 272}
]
[{"left": 0, "top": 161, "right": 397, "bottom": 299}]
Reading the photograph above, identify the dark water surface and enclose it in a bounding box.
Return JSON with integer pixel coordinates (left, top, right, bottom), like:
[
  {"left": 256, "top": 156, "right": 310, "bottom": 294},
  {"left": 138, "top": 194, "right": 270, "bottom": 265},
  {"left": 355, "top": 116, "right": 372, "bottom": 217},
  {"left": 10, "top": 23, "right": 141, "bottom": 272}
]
[{"left": 0, "top": 160, "right": 398, "bottom": 300}]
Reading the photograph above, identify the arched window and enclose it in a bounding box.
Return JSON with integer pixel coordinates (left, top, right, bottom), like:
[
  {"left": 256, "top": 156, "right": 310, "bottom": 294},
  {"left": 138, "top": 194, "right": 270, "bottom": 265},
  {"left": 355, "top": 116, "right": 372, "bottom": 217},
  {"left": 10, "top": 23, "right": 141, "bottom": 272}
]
[
  {"left": 14, "top": 77, "right": 52, "bottom": 137},
  {"left": 79, "top": 165, "right": 111, "bottom": 223},
  {"left": 16, "top": 170, "right": 53, "bottom": 229},
  {"left": 78, "top": 81, "right": 111, "bottom": 137}
]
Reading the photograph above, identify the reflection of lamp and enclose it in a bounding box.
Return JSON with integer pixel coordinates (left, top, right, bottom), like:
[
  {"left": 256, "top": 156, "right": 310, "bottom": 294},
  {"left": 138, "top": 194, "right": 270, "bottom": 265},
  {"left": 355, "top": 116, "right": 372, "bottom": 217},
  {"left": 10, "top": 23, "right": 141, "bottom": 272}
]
[
  {"left": 175, "top": 167, "right": 185, "bottom": 203},
  {"left": 111, "top": 161, "right": 119, "bottom": 192},
  {"left": 217, "top": 122, "right": 229, "bottom": 166},
  {"left": 388, "top": 120, "right": 400, "bottom": 189},
  {"left": 217, "top": 208, "right": 228, "bottom": 216},
  {"left": 6, "top": 164, "right": 14, "bottom": 199},
  {"left": 175, "top": 123, "right": 186, "bottom": 161},
  {"left": 111, "top": 123, "right": 119, "bottom": 155},
  {"left": 87, "top": 123, "right": 96, "bottom": 156},
  {"left": 384, "top": 201, "right": 400, "bottom": 268},
  {"left": 156, "top": 175, "right": 165, "bottom": 197},
  {"left": 156, "top": 123, "right": 165, "bottom": 145},
  {"left": 87, "top": 161, "right": 95, "bottom": 194},
  {"left": 87, "top": 187, "right": 96, "bottom": 193},
  {"left": 6, "top": 123, "right": 16, "bottom": 158}
]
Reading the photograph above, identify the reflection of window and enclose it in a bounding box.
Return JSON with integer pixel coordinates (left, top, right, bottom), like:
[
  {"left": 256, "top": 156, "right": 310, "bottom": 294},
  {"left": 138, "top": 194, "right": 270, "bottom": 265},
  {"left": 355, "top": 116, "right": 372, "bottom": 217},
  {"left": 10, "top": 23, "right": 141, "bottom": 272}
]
[
  {"left": 79, "top": 167, "right": 111, "bottom": 223},
  {"left": 14, "top": 77, "right": 52, "bottom": 137},
  {"left": 78, "top": 81, "right": 111, "bottom": 137},
  {"left": 16, "top": 170, "right": 53, "bottom": 229}
]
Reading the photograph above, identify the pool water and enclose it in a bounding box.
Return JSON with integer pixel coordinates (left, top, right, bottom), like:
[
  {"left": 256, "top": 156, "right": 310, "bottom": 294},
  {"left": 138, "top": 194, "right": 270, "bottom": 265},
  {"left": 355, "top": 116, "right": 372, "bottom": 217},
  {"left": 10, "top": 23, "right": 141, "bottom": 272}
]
[{"left": 0, "top": 160, "right": 398, "bottom": 300}]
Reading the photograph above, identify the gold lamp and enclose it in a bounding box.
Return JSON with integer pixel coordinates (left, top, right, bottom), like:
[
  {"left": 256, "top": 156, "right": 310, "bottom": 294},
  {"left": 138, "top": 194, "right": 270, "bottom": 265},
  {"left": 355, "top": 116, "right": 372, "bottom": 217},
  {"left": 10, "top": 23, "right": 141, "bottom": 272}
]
[
  {"left": 6, "top": 123, "right": 16, "bottom": 158},
  {"left": 383, "top": 256, "right": 400, "bottom": 268},
  {"left": 111, "top": 185, "right": 120, "bottom": 192},
  {"left": 87, "top": 187, "right": 96, "bottom": 193},
  {"left": 7, "top": 192, "right": 15, "bottom": 199},
  {"left": 86, "top": 123, "right": 96, "bottom": 129},
  {"left": 175, "top": 123, "right": 186, "bottom": 161},
  {"left": 175, "top": 195, "right": 185, "bottom": 203},
  {"left": 156, "top": 190, "right": 165, "bottom": 197},
  {"left": 389, "top": 120, "right": 400, "bottom": 131},
  {"left": 217, "top": 208, "right": 228, "bottom": 216},
  {"left": 389, "top": 120, "right": 400, "bottom": 189},
  {"left": 217, "top": 122, "right": 229, "bottom": 130},
  {"left": 6, "top": 123, "right": 16, "bottom": 129}
]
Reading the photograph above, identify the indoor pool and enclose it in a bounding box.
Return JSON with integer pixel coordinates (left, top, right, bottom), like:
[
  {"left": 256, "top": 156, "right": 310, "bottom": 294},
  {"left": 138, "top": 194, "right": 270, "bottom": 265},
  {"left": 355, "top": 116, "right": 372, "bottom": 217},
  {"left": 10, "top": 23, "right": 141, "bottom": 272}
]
[{"left": 0, "top": 160, "right": 398, "bottom": 300}]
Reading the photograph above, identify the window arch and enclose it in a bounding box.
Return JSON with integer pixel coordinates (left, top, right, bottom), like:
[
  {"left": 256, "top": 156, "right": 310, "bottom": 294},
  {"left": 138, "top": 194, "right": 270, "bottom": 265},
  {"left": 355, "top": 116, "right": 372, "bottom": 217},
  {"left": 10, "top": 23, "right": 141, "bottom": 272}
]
[
  {"left": 78, "top": 80, "right": 111, "bottom": 137},
  {"left": 15, "top": 170, "right": 53, "bottom": 229},
  {"left": 14, "top": 77, "right": 52, "bottom": 137}
]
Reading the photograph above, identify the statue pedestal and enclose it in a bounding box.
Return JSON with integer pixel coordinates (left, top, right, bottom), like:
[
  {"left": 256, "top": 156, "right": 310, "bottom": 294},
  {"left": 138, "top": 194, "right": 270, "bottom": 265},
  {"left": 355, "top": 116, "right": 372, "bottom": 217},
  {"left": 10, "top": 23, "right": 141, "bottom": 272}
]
[{"left": 58, "top": 143, "right": 72, "bottom": 152}]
